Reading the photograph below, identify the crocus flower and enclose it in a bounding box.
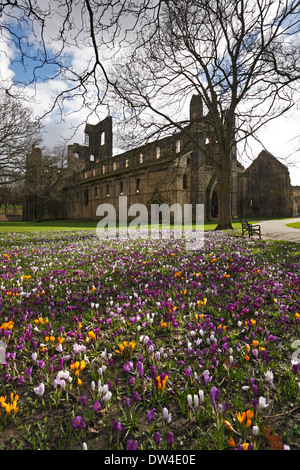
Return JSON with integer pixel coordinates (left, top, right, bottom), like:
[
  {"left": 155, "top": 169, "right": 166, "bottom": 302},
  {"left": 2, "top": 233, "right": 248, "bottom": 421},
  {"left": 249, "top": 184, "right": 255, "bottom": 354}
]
[
  {"left": 194, "top": 394, "right": 199, "bottom": 408},
  {"left": 72, "top": 416, "right": 86, "bottom": 429},
  {"left": 166, "top": 431, "right": 174, "bottom": 448},
  {"left": 126, "top": 439, "right": 138, "bottom": 450},
  {"left": 137, "top": 360, "right": 144, "bottom": 378},
  {"left": 253, "top": 425, "right": 259, "bottom": 436},
  {"left": 210, "top": 386, "right": 220, "bottom": 408},
  {"left": 34, "top": 382, "right": 45, "bottom": 396},
  {"left": 292, "top": 361, "right": 299, "bottom": 375},
  {"left": 125, "top": 397, "right": 131, "bottom": 409},
  {"left": 25, "top": 366, "right": 33, "bottom": 377},
  {"left": 113, "top": 418, "right": 122, "bottom": 432},
  {"left": 258, "top": 396, "right": 269, "bottom": 409},
  {"left": 150, "top": 365, "right": 157, "bottom": 380},
  {"left": 153, "top": 432, "right": 161, "bottom": 446},
  {"left": 132, "top": 391, "right": 141, "bottom": 401},
  {"left": 129, "top": 376, "right": 136, "bottom": 386},
  {"left": 185, "top": 366, "right": 192, "bottom": 379},
  {"left": 147, "top": 408, "right": 156, "bottom": 422},
  {"left": 103, "top": 391, "right": 112, "bottom": 403},
  {"left": 93, "top": 400, "right": 101, "bottom": 412},
  {"left": 163, "top": 407, "right": 169, "bottom": 421},
  {"left": 163, "top": 407, "right": 171, "bottom": 424},
  {"left": 31, "top": 352, "right": 37, "bottom": 362}
]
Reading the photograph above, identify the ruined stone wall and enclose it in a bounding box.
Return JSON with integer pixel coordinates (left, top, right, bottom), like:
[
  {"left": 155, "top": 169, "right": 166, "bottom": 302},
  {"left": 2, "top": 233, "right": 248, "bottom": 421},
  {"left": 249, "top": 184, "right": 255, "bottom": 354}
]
[
  {"left": 238, "top": 150, "right": 293, "bottom": 218},
  {"left": 64, "top": 95, "right": 242, "bottom": 223},
  {"left": 65, "top": 129, "right": 195, "bottom": 222},
  {"left": 292, "top": 186, "right": 300, "bottom": 216}
]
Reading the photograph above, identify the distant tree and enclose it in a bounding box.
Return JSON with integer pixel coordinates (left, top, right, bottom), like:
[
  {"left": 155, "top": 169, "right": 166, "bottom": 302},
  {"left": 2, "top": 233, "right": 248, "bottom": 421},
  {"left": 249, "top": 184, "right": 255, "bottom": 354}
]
[
  {"left": 24, "top": 143, "right": 68, "bottom": 221},
  {"left": 0, "top": 90, "right": 41, "bottom": 185}
]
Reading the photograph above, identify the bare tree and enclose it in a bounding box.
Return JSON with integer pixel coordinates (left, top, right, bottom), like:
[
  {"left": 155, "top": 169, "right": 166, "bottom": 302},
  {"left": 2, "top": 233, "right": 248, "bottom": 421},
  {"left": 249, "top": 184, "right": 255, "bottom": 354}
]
[
  {"left": 0, "top": 1, "right": 162, "bottom": 117},
  {"left": 0, "top": 90, "right": 41, "bottom": 185},
  {"left": 109, "top": 0, "right": 300, "bottom": 228},
  {"left": 24, "top": 143, "right": 68, "bottom": 221}
]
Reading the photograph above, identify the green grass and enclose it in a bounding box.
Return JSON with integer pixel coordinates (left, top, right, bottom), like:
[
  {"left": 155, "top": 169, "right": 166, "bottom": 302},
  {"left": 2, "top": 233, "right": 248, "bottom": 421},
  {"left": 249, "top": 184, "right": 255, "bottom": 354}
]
[
  {"left": 0, "top": 220, "right": 98, "bottom": 233},
  {"left": 286, "top": 222, "right": 300, "bottom": 229},
  {"left": 0, "top": 219, "right": 251, "bottom": 234}
]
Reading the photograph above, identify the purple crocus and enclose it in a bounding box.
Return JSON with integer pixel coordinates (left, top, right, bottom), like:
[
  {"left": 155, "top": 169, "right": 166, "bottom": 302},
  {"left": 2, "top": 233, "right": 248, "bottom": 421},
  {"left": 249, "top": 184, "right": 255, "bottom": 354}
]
[
  {"left": 166, "top": 431, "right": 174, "bottom": 448},
  {"left": 93, "top": 400, "right": 101, "bottom": 412},
  {"left": 113, "top": 418, "right": 122, "bottom": 432},
  {"left": 184, "top": 366, "right": 192, "bottom": 379},
  {"left": 147, "top": 408, "right": 156, "bottom": 422},
  {"left": 25, "top": 366, "right": 33, "bottom": 378},
  {"left": 129, "top": 376, "right": 136, "bottom": 386},
  {"left": 125, "top": 397, "right": 131, "bottom": 409},
  {"left": 137, "top": 360, "right": 144, "bottom": 378},
  {"left": 132, "top": 391, "right": 141, "bottom": 401},
  {"left": 150, "top": 365, "right": 157, "bottom": 380},
  {"left": 72, "top": 416, "right": 86, "bottom": 429},
  {"left": 123, "top": 361, "right": 133, "bottom": 373},
  {"left": 153, "top": 432, "right": 161, "bottom": 446},
  {"left": 210, "top": 386, "right": 220, "bottom": 408},
  {"left": 126, "top": 439, "right": 138, "bottom": 450},
  {"left": 17, "top": 375, "right": 25, "bottom": 387}
]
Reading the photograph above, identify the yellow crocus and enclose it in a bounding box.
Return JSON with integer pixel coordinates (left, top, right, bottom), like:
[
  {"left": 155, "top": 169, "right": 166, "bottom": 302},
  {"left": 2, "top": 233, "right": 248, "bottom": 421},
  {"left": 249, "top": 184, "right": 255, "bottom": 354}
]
[
  {"left": 237, "top": 411, "right": 246, "bottom": 424},
  {"left": 71, "top": 361, "right": 80, "bottom": 370}
]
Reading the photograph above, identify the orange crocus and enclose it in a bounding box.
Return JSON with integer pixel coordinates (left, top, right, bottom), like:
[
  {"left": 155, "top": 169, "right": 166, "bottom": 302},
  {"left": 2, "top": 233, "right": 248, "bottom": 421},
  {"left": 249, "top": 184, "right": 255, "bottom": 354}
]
[
  {"left": 228, "top": 437, "right": 236, "bottom": 447},
  {"left": 246, "top": 409, "right": 253, "bottom": 428}
]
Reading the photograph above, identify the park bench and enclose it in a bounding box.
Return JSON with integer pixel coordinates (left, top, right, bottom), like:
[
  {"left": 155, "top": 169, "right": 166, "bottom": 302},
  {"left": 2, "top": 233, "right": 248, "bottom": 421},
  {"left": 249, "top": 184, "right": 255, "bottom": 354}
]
[{"left": 241, "top": 220, "right": 261, "bottom": 239}]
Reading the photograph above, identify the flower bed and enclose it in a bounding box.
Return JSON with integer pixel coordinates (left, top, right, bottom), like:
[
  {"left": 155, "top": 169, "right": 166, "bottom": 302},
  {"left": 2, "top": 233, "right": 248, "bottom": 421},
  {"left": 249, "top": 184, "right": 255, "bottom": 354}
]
[{"left": 0, "top": 230, "right": 299, "bottom": 450}]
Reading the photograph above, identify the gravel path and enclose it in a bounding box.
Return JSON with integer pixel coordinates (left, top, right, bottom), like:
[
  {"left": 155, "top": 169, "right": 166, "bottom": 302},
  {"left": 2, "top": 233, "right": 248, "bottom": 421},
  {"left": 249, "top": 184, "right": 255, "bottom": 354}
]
[{"left": 257, "top": 218, "right": 300, "bottom": 243}]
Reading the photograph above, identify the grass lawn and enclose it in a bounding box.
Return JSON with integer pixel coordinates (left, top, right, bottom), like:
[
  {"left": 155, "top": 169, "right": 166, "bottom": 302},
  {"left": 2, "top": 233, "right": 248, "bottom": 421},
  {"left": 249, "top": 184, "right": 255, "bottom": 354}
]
[
  {"left": 0, "top": 220, "right": 98, "bottom": 233},
  {"left": 287, "top": 222, "right": 300, "bottom": 229},
  {"left": 0, "top": 219, "right": 252, "bottom": 234},
  {"left": 0, "top": 226, "right": 299, "bottom": 451}
]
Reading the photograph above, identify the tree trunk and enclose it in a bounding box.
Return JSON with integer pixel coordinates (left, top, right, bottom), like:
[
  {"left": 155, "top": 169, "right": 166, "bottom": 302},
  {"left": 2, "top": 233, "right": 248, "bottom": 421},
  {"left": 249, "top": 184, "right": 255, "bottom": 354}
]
[
  {"left": 37, "top": 199, "right": 45, "bottom": 223},
  {"left": 215, "top": 156, "right": 233, "bottom": 230}
]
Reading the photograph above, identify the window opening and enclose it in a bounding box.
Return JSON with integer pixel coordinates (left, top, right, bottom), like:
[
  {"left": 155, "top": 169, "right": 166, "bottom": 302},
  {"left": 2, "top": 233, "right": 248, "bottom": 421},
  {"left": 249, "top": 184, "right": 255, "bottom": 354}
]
[{"left": 136, "top": 178, "right": 140, "bottom": 193}]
